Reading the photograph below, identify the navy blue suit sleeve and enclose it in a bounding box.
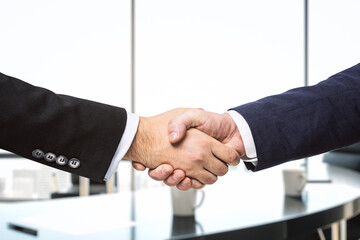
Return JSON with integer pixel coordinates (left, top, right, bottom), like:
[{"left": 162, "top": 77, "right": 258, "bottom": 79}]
[{"left": 231, "top": 63, "right": 360, "bottom": 171}]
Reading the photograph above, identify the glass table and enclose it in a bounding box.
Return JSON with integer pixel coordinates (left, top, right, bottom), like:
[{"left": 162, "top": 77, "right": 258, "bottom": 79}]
[{"left": 1, "top": 162, "right": 360, "bottom": 240}]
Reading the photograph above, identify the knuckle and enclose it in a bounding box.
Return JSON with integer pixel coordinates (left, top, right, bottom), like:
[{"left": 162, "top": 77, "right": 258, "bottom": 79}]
[
  {"left": 178, "top": 180, "right": 191, "bottom": 190},
  {"left": 219, "top": 165, "right": 229, "bottom": 176},
  {"left": 191, "top": 179, "right": 202, "bottom": 188},
  {"left": 176, "top": 185, "right": 186, "bottom": 191},
  {"left": 233, "top": 159, "right": 240, "bottom": 166},
  {"left": 165, "top": 176, "right": 181, "bottom": 186},
  {"left": 173, "top": 170, "right": 185, "bottom": 180},
  {"left": 181, "top": 169, "right": 191, "bottom": 178},
  {"left": 226, "top": 157, "right": 234, "bottom": 164},
  {"left": 188, "top": 108, "right": 204, "bottom": 121},
  {"left": 194, "top": 184, "right": 205, "bottom": 190},
  {"left": 148, "top": 171, "right": 161, "bottom": 181},
  {"left": 227, "top": 151, "right": 238, "bottom": 164},
  {"left": 164, "top": 179, "right": 176, "bottom": 186},
  {"left": 210, "top": 177, "right": 218, "bottom": 185},
  {"left": 192, "top": 152, "right": 205, "bottom": 162},
  {"left": 206, "top": 176, "right": 217, "bottom": 185}
]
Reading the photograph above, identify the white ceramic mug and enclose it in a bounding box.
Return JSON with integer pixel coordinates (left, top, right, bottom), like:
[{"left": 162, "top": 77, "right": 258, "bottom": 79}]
[
  {"left": 282, "top": 168, "right": 307, "bottom": 197},
  {"left": 171, "top": 187, "right": 205, "bottom": 216}
]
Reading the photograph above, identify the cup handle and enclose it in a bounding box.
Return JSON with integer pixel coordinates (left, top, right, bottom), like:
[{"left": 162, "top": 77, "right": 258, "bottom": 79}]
[{"left": 194, "top": 190, "right": 205, "bottom": 209}]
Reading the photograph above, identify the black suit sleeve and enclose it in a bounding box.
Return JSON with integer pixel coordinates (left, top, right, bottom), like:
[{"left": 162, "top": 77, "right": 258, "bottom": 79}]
[
  {"left": 0, "top": 72, "right": 127, "bottom": 182},
  {"left": 231, "top": 63, "right": 360, "bottom": 171}
]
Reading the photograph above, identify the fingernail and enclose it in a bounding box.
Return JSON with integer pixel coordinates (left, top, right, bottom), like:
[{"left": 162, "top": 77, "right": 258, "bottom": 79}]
[{"left": 169, "top": 132, "right": 178, "bottom": 141}]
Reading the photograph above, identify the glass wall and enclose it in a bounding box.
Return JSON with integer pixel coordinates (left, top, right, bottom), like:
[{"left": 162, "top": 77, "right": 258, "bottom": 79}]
[
  {"left": 136, "top": 0, "right": 303, "bottom": 116},
  {"left": 309, "top": 0, "right": 360, "bottom": 84},
  {"left": 134, "top": 0, "right": 303, "bottom": 187}
]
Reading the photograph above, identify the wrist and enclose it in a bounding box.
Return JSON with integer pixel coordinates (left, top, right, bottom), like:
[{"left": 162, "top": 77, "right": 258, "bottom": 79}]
[
  {"left": 125, "top": 117, "right": 148, "bottom": 162},
  {"left": 223, "top": 112, "right": 246, "bottom": 157}
]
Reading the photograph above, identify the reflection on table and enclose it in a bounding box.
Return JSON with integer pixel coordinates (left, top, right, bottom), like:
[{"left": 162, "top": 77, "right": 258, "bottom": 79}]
[{"left": 1, "top": 158, "right": 360, "bottom": 240}]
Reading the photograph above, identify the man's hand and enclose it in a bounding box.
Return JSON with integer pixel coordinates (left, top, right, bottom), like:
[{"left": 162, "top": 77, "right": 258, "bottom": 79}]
[
  {"left": 132, "top": 108, "right": 245, "bottom": 190},
  {"left": 126, "top": 109, "right": 240, "bottom": 185},
  {"left": 168, "top": 109, "right": 245, "bottom": 155}
]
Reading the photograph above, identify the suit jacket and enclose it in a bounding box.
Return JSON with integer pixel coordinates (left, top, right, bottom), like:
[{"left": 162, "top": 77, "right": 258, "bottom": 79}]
[
  {"left": 231, "top": 63, "right": 360, "bottom": 171},
  {"left": 0, "top": 73, "right": 127, "bottom": 182}
]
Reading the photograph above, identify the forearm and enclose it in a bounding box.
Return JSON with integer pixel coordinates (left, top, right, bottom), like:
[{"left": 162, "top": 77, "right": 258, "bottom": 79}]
[
  {"left": 0, "top": 72, "right": 127, "bottom": 182},
  {"left": 124, "top": 117, "right": 161, "bottom": 167},
  {"left": 231, "top": 63, "right": 360, "bottom": 170}
]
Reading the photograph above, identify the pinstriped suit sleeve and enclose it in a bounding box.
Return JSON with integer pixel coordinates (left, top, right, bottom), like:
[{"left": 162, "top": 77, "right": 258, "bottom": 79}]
[
  {"left": 0, "top": 72, "right": 128, "bottom": 182},
  {"left": 230, "top": 63, "right": 360, "bottom": 171}
]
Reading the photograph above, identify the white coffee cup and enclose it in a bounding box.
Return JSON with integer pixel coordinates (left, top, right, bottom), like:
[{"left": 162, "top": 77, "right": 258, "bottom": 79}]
[
  {"left": 282, "top": 168, "right": 307, "bottom": 197},
  {"left": 171, "top": 187, "right": 205, "bottom": 216}
]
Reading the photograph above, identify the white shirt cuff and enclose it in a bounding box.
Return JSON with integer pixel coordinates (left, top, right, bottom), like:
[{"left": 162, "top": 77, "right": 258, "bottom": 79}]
[
  {"left": 227, "top": 110, "right": 258, "bottom": 166},
  {"left": 103, "top": 112, "right": 139, "bottom": 181}
]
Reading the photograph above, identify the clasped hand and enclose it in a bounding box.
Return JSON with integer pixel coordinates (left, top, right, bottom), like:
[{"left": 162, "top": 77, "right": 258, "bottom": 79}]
[{"left": 125, "top": 108, "right": 245, "bottom": 190}]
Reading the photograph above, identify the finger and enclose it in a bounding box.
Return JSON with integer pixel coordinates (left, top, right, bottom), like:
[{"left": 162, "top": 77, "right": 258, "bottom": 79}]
[
  {"left": 132, "top": 162, "right": 146, "bottom": 171},
  {"left": 190, "top": 170, "right": 218, "bottom": 185},
  {"left": 163, "top": 169, "right": 186, "bottom": 186},
  {"left": 148, "top": 164, "right": 174, "bottom": 181},
  {"left": 203, "top": 154, "right": 229, "bottom": 177},
  {"left": 168, "top": 109, "right": 203, "bottom": 144},
  {"left": 191, "top": 179, "right": 205, "bottom": 189},
  {"left": 176, "top": 177, "right": 192, "bottom": 191},
  {"left": 211, "top": 140, "right": 241, "bottom": 166}
]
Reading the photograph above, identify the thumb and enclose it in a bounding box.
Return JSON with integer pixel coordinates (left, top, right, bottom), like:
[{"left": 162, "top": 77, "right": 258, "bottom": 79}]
[
  {"left": 168, "top": 109, "right": 203, "bottom": 144},
  {"left": 132, "top": 161, "right": 146, "bottom": 171}
]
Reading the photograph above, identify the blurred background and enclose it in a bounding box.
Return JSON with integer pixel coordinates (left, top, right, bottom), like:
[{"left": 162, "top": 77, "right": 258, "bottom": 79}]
[{"left": 0, "top": 0, "right": 359, "bottom": 204}]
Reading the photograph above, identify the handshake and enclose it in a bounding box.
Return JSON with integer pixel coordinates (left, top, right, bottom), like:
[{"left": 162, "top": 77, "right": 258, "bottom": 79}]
[{"left": 124, "top": 108, "right": 245, "bottom": 191}]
